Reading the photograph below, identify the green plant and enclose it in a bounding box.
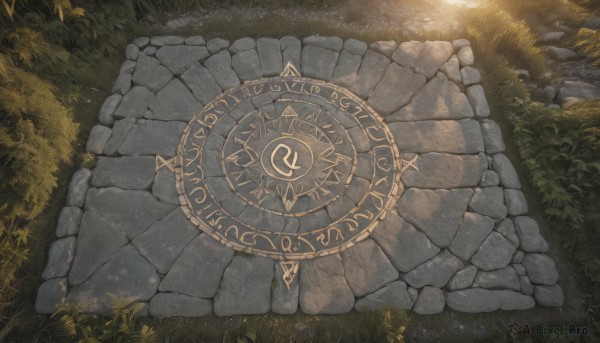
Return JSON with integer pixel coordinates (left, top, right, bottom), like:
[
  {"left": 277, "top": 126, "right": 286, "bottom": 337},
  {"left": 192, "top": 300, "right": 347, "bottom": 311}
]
[
  {"left": 0, "top": 219, "right": 30, "bottom": 341},
  {"left": 576, "top": 28, "right": 600, "bottom": 67},
  {"left": 53, "top": 301, "right": 157, "bottom": 343},
  {"left": 0, "top": 56, "right": 79, "bottom": 220}
]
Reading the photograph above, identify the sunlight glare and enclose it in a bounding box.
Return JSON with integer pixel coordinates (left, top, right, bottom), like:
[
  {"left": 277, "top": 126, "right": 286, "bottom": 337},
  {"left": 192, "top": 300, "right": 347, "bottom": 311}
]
[{"left": 443, "top": 0, "right": 482, "bottom": 8}]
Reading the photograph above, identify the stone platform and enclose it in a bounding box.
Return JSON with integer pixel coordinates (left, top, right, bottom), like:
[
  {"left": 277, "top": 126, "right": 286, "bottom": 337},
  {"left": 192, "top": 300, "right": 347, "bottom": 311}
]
[{"left": 36, "top": 36, "right": 563, "bottom": 316}]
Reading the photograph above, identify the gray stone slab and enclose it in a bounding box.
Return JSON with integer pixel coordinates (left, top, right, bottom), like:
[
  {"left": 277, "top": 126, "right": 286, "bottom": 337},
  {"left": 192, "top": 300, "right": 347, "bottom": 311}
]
[
  {"left": 447, "top": 265, "right": 477, "bottom": 291},
  {"left": 460, "top": 66, "right": 481, "bottom": 85},
  {"left": 480, "top": 170, "right": 500, "bottom": 187},
  {"left": 392, "top": 41, "right": 453, "bottom": 79},
  {"left": 449, "top": 212, "right": 494, "bottom": 260},
  {"left": 119, "top": 60, "right": 136, "bottom": 74},
  {"left": 496, "top": 218, "right": 520, "bottom": 247},
  {"left": 326, "top": 195, "right": 355, "bottom": 222},
  {"left": 67, "top": 245, "right": 159, "bottom": 313},
  {"left": 303, "top": 36, "right": 343, "bottom": 51},
  {"left": 148, "top": 78, "right": 202, "bottom": 122},
  {"left": 350, "top": 50, "right": 390, "bottom": 99},
  {"left": 281, "top": 36, "right": 301, "bottom": 68},
  {"left": 341, "top": 239, "right": 399, "bottom": 297},
  {"left": 457, "top": 46, "right": 474, "bottom": 66},
  {"left": 492, "top": 154, "right": 522, "bottom": 189},
  {"left": 230, "top": 37, "right": 256, "bottom": 53},
  {"left": 104, "top": 118, "right": 136, "bottom": 156},
  {"left": 56, "top": 206, "right": 82, "bottom": 237},
  {"left": 232, "top": 49, "right": 263, "bottom": 81},
  {"left": 331, "top": 50, "right": 361, "bottom": 88},
  {"left": 301, "top": 46, "right": 339, "bottom": 81},
  {"left": 371, "top": 211, "right": 440, "bottom": 272},
  {"left": 42, "top": 236, "right": 76, "bottom": 280},
  {"left": 152, "top": 168, "right": 179, "bottom": 204},
  {"left": 132, "top": 208, "right": 199, "bottom": 274},
  {"left": 151, "top": 36, "right": 184, "bottom": 46},
  {"left": 473, "top": 267, "right": 520, "bottom": 291},
  {"left": 150, "top": 293, "right": 212, "bottom": 317},
  {"left": 98, "top": 94, "right": 122, "bottom": 126},
  {"left": 114, "top": 86, "right": 153, "bottom": 119},
  {"left": 257, "top": 38, "right": 283, "bottom": 76},
  {"left": 132, "top": 54, "right": 173, "bottom": 92},
  {"left": 160, "top": 234, "right": 235, "bottom": 298},
  {"left": 355, "top": 281, "right": 413, "bottom": 311},
  {"left": 368, "top": 63, "right": 426, "bottom": 115},
  {"left": 185, "top": 35, "right": 206, "bottom": 46},
  {"left": 401, "top": 153, "right": 485, "bottom": 189},
  {"left": 522, "top": 253, "right": 559, "bottom": 285},
  {"left": 513, "top": 216, "right": 549, "bottom": 253},
  {"left": 513, "top": 251, "right": 525, "bottom": 264},
  {"left": 467, "top": 85, "right": 491, "bottom": 118},
  {"left": 534, "top": 284, "right": 564, "bottom": 307},
  {"left": 86, "top": 125, "right": 112, "bottom": 155},
  {"left": 35, "top": 278, "right": 68, "bottom": 314},
  {"left": 132, "top": 37, "right": 150, "bottom": 48},
  {"left": 156, "top": 45, "right": 209, "bottom": 75},
  {"left": 204, "top": 51, "right": 240, "bottom": 90},
  {"left": 413, "top": 286, "right": 445, "bottom": 315},
  {"left": 214, "top": 255, "right": 273, "bottom": 316},
  {"left": 66, "top": 169, "right": 92, "bottom": 208},
  {"left": 142, "top": 46, "right": 156, "bottom": 56},
  {"left": 520, "top": 275, "right": 534, "bottom": 296},
  {"left": 85, "top": 187, "right": 177, "bottom": 239},
  {"left": 299, "top": 254, "right": 355, "bottom": 314},
  {"left": 496, "top": 290, "right": 535, "bottom": 310},
  {"left": 125, "top": 44, "right": 139, "bottom": 60},
  {"left": 272, "top": 262, "right": 299, "bottom": 314},
  {"left": 397, "top": 188, "right": 473, "bottom": 247},
  {"left": 118, "top": 119, "right": 186, "bottom": 157},
  {"left": 468, "top": 187, "right": 508, "bottom": 219},
  {"left": 369, "top": 41, "right": 397, "bottom": 58},
  {"left": 405, "top": 250, "right": 464, "bottom": 288},
  {"left": 439, "top": 56, "right": 462, "bottom": 84},
  {"left": 446, "top": 288, "right": 499, "bottom": 313},
  {"left": 181, "top": 63, "right": 222, "bottom": 105},
  {"left": 92, "top": 156, "right": 155, "bottom": 190},
  {"left": 207, "top": 38, "right": 230, "bottom": 54},
  {"left": 69, "top": 210, "right": 128, "bottom": 286},
  {"left": 388, "top": 72, "right": 472, "bottom": 121},
  {"left": 111, "top": 73, "right": 131, "bottom": 95},
  {"left": 388, "top": 119, "right": 484, "bottom": 154},
  {"left": 471, "top": 232, "right": 517, "bottom": 271},
  {"left": 344, "top": 38, "right": 367, "bottom": 56},
  {"left": 504, "top": 189, "right": 528, "bottom": 216},
  {"left": 480, "top": 120, "right": 505, "bottom": 154}
]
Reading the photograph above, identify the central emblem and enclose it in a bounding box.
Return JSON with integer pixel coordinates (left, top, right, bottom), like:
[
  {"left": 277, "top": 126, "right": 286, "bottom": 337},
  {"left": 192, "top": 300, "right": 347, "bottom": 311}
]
[{"left": 176, "top": 63, "right": 403, "bottom": 260}]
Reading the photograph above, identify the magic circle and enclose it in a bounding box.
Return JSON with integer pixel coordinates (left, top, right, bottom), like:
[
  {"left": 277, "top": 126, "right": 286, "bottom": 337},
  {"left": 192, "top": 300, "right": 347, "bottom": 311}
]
[{"left": 176, "top": 63, "right": 403, "bottom": 260}]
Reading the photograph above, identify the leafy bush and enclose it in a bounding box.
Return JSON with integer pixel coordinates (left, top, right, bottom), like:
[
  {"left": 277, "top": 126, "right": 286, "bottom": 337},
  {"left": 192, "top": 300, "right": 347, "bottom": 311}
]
[
  {"left": 507, "top": 99, "right": 600, "bottom": 279},
  {"left": 0, "top": 219, "right": 30, "bottom": 341},
  {"left": 0, "top": 57, "right": 78, "bottom": 220},
  {"left": 53, "top": 301, "right": 156, "bottom": 343},
  {"left": 576, "top": 28, "right": 600, "bottom": 67}
]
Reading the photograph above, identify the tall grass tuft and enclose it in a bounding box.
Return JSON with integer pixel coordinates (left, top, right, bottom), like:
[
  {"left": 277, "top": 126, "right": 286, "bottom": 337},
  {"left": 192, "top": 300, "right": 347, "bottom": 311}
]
[{"left": 463, "top": 3, "right": 545, "bottom": 76}]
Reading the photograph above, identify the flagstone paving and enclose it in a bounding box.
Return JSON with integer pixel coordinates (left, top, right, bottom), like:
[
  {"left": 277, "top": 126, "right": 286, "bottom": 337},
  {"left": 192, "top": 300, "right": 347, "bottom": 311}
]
[{"left": 36, "top": 35, "right": 563, "bottom": 316}]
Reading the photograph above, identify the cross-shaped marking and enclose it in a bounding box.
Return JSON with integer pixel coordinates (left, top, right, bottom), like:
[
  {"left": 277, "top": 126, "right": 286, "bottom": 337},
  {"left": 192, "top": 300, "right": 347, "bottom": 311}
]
[
  {"left": 401, "top": 155, "right": 419, "bottom": 172},
  {"left": 156, "top": 155, "right": 176, "bottom": 173}
]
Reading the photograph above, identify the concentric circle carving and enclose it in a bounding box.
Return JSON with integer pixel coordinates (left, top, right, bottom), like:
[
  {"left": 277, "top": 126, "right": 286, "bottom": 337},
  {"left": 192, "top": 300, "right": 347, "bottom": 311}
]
[{"left": 176, "top": 75, "right": 403, "bottom": 260}]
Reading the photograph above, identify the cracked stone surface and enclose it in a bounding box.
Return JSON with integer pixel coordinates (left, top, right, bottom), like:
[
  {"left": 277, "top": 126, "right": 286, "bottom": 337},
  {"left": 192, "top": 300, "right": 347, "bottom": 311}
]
[{"left": 37, "top": 36, "right": 562, "bottom": 316}]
